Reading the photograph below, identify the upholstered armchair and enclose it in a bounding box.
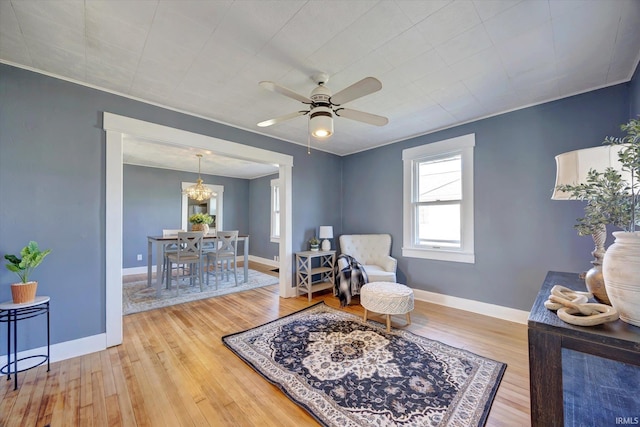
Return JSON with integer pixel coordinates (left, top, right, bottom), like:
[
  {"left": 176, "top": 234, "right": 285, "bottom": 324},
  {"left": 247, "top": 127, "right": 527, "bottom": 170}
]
[{"left": 338, "top": 234, "right": 397, "bottom": 283}]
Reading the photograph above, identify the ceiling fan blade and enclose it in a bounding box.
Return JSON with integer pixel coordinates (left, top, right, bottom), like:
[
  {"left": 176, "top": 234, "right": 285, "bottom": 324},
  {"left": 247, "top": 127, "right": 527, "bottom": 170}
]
[
  {"left": 257, "top": 110, "right": 308, "bottom": 127},
  {"left": 259, "top": 81, "right": 312, "bottom": 103},
  {"left": 335, "top": 108, "right": 388, "bottom": 126},
  {"left": 330, "top": 77, "right": 382, "bottom": 105}
]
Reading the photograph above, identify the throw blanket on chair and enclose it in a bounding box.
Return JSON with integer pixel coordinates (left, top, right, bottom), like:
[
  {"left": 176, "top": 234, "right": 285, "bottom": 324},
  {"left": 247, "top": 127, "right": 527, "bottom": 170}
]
[{"left": 334, "top": 254, "right": 368, "bottom": 307}]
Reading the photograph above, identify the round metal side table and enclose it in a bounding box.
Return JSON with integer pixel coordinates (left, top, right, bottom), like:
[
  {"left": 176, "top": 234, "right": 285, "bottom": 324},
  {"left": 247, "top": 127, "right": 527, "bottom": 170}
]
[{"left": 0, "top": 296, "right": 50, "bottom": 390}]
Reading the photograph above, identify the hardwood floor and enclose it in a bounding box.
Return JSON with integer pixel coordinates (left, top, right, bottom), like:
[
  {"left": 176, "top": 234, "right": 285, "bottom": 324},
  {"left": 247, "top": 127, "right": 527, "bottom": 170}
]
[{"left": 0, "top": 263, "right": 531, "bottom": 426}]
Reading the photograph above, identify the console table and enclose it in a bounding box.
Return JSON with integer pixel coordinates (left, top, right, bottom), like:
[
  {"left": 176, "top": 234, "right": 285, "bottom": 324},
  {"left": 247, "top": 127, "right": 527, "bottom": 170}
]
[
  {"left": 0, "top": 296, "right": 51, "bottom": 390},
  {"left": 528, "top": 272, "right": 640, "bottom": 427}
]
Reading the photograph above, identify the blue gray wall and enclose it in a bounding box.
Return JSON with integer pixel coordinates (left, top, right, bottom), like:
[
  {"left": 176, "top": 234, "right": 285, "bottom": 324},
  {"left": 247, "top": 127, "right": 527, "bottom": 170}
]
[
  {"left": 341, "top": 84, "right": 631, "bottom": 311},
  {"left": 249, "top": 173, "right": 279, "bottom": 261},
  {"left": 631, "top": 64, "right": 640, "bottom": 117},
  {"left": 0, "top": 63, "right": 341, "bottom": 353},
  {"left": 123, "top": 164, "right": 250, "bottom": 268}
]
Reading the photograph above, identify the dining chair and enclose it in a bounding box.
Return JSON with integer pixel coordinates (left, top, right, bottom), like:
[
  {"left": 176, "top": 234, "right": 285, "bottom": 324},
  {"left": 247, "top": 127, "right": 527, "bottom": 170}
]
[
  {"left": 161, "top": 229, "right": 184, "bottom": 286},
  {"left": 165, "top": 231, "right": 204, "bottom": 295},
  {"left": 206, "top": 230, "right": 239, "bottom": 289}
]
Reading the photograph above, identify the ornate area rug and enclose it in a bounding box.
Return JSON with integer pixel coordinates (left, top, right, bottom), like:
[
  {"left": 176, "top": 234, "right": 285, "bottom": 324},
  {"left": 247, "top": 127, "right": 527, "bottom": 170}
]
[
  {"left": 223, "top": 302, "right": 506, "bottom": 427},
  {"left": 123, "top": 269, "right": 279, "bottom": 315}
]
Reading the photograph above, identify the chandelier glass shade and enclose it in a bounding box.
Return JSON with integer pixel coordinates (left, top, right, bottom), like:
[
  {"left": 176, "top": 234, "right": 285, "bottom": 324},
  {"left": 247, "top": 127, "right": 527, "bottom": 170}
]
[{"left": 183, "top": 154, "right": 214, "bottom": 201}]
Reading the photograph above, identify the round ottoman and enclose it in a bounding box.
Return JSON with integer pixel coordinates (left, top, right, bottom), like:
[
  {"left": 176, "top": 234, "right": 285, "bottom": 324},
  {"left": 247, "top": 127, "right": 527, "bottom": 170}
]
[{"left": 361, "top": 282, "right": 414, "bottom": 332}]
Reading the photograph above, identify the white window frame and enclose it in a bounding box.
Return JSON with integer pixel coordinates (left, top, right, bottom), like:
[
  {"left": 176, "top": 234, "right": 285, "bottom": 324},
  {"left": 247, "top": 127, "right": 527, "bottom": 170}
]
[
  {"left": 270, "top": 178, "right": 280, "bottom": 243},
  {"left": 402, "top": 133, "right": 475, "bottom": 263}
]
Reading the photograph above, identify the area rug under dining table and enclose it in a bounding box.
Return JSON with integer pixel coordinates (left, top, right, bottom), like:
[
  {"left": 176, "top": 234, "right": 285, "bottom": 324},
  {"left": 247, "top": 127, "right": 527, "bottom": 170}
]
[
  {"left": 222, "top": 302, "right": 506, "bottom": 427},
  {"left": 123, "top": 269, "right": 279, "bottom": 315}
]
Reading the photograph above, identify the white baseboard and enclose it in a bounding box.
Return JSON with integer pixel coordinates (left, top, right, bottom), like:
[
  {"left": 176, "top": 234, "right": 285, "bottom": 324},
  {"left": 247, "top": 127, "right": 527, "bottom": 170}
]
[
  {"left": 412, "top": 288, "right": 530, "bottom": 325},
  {"left": 123, "top": 265, "right": 155, "bottom": 276},
  {"left": 0, "top": 333, "right": 107, "bottom": 367},
  {"left": 249, "top": 255, "right": 279, "bottom": 268}
]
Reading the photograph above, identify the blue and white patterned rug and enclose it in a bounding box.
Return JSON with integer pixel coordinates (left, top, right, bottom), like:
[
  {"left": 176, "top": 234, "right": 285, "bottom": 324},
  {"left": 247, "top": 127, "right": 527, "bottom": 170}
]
[
  {"left": 223, "top": 302, "right": 506, "bottom": 427},
  {"left": 123, "top": 269, "right": 279, "bottom": 315}
]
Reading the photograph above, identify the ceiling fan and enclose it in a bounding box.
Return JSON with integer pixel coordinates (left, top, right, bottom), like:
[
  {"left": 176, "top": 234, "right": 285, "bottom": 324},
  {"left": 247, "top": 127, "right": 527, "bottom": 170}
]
[{"left": 257, "top": 73, "right": 388, "bottom": 139}]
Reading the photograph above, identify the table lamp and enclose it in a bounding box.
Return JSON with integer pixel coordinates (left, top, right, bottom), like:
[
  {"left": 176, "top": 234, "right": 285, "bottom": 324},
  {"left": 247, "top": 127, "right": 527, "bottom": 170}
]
[
  {"left": 319, "top": 226, "right": 333, "bottom": 251},
  {"left": 552, "top": 144, "right": 628, "bottom": 304}
]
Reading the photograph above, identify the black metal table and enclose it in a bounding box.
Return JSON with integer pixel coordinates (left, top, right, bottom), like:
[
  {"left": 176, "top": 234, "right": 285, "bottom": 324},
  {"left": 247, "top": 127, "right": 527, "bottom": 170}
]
[{"left": 0, "top": 296, "right": 50, "bottom": 390}]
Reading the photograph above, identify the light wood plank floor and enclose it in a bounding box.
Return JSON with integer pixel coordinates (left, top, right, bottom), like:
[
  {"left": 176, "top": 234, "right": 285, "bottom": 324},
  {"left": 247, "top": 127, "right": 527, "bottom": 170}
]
[{"left": 0, "top": 263, "right": 531, "bottom": 426}]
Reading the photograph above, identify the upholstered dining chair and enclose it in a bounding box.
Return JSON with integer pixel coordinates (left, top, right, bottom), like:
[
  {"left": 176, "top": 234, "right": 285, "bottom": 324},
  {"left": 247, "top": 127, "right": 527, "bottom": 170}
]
[
  {"left": 165, "top": 231, "right": 204, "bottom": 295},
  {"left": 206, "top": 230, "right": 239, "bottom": 288}
]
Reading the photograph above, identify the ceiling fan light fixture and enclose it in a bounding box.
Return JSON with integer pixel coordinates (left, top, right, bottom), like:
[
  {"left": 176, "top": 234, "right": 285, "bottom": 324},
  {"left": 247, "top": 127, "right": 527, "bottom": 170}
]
[
  {"left": 310, "top": 107, "right": 333, "bottom": 139},
  {"left": 183, "top": 154, "right": 214, "bottom": 201}
]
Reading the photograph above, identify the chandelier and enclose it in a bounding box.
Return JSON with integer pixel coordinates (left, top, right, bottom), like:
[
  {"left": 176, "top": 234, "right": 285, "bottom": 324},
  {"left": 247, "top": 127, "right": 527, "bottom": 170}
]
[{"left": 183, "top": 154, "right": 214, "bottom": 201}]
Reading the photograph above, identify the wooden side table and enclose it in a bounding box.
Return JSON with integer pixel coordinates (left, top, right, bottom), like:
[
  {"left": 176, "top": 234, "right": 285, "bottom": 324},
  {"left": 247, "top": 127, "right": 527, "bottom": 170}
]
[
  {"left": 0, "top": 296, "right": 51, "bottom": 390},
  {"left": 295, "top": 250, "right": 336, "bottom": 302},
  {"left": 528, "top": 272, "right": 640, "bottom": 427}
]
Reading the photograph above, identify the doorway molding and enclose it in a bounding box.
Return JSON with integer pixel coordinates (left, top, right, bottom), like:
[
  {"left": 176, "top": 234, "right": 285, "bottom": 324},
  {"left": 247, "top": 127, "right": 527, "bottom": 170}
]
[{"left": 104, "top": 112, "right": 293, "bottom": 347}]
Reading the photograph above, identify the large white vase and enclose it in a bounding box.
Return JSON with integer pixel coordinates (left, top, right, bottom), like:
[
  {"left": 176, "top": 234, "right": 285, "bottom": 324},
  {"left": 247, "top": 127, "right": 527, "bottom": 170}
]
[{"left": 602, "top": 231, "right": 640, "bottom": 327}]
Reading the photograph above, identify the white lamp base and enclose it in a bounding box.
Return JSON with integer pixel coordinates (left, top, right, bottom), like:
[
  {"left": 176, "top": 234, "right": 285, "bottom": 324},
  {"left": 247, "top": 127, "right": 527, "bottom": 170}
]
[{"left": 321, "top": 239, "right": 331, "bottom": 251}]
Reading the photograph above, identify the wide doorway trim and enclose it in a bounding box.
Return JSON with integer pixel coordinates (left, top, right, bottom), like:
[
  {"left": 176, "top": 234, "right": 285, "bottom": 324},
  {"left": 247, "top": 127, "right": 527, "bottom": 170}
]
[{"left": 104, "top": 112, "right": 294, "bottom": 347}]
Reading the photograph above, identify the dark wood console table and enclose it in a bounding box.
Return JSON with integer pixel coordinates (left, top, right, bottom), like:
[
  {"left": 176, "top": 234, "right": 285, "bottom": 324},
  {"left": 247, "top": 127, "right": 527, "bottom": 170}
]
[{"left": 528, "top": 271, "right": 640, "bottom": 427}]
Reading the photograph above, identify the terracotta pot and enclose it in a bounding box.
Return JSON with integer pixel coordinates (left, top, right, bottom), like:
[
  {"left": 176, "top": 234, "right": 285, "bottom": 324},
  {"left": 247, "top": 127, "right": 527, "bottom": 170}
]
[
  {"left": 603, "top": 231, "right": 640, "bottom": 327},
  {"left": 11, "top": 281, "right": 38, "bottom": 304}
]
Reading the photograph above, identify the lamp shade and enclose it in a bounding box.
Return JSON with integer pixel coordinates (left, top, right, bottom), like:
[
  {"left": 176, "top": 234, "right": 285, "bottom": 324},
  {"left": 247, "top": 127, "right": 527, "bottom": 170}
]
[
  {"left": 319, "top": 226, "right": 333, "bottom": 251},
  {"left": 319, "top": 226, "right": 333, "bottom": 239},
  {"left": 552, "top": 145, "right": 630, "bottom": 200},
  {"left": 310, "top": 107, "right": 333, "bottom": 138}
]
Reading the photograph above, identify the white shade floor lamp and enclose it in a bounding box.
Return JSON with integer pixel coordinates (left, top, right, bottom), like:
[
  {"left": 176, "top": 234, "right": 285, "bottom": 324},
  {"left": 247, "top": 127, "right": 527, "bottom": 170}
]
[{"left": 319, "top": 226, "right": 333, "bottom": 251}]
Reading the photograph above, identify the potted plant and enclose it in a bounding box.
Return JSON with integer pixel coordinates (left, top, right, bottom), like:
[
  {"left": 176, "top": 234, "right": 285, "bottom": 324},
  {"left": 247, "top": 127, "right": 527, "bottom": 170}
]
[
  {"left": 556, "top": 168, "right": 631, "bottom": 304},
  {"left": 4, "top": 241, "right": 52, "bottom": 304},
  {"left": 309, "top": 237, "right": 320, "bottom": 251},
  {"left": 189, "top": 213, "right": 214, "bottom": 234},
  {"left": 559, "top": 117, "right": 640, "bottom": 324},
  {"left": 600, "top": 117, "right": 640, "bottom": 326}
]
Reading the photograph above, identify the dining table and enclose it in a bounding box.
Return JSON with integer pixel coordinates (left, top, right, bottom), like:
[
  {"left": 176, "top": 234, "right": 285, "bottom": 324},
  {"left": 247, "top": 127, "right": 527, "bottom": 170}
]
[{"left": 147, "top": 234, "right": 250, "bottom": 297}]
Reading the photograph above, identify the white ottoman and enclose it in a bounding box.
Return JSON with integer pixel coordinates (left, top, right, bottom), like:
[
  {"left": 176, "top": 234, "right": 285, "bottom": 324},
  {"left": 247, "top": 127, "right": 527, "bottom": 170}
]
[{"left": 361, "top": 282, "right": 414, "bottom": 332}]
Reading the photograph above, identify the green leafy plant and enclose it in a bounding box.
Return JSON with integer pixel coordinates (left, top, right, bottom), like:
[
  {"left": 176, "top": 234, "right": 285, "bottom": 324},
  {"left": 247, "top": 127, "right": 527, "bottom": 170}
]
[
  {"left": 556, "top": 117, "right": 640, "bottom": 234},
  {"left": 556, "top": 168, "right": 634, "bottom": 235},
  {"left": 188, "top": 213, "right": 213, "bottom": 225},
  {"left": 604, "top": 117, "right": 640, "bottom": 232},
  {"left": 309, "top": 237, "right": 320, "bottom": 246},
  {"left": 4, "top": 241, "right": 52, "bottom": 283}
]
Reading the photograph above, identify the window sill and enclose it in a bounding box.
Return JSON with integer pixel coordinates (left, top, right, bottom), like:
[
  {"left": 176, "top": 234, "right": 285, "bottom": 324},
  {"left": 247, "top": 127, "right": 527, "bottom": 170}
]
[{"left": 402, "top": 247, "right": 475, "bottom": 264}]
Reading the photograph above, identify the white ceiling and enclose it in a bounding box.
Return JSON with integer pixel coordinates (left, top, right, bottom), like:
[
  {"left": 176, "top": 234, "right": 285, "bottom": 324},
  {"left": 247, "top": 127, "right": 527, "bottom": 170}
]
[
  {"left": 2, "top": 0, "right": 640, "bottom": 175},
  {"left": 122, "top": 136, "right": 279, "bottom": 179}
]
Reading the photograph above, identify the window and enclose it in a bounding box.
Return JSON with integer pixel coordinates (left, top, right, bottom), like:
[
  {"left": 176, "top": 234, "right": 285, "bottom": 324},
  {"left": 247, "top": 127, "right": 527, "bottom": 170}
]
[
  {"left": 402, "top": 134, "right": 475, "bottom": 263},
  {"left": 270, "top": 178, "right": 280, "bottom": 242}
]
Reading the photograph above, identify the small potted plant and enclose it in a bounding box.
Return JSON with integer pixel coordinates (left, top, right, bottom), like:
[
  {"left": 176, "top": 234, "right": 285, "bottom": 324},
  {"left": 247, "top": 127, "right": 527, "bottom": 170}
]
[
  {"left": 4, "top": 241, "right": 52, "bottom": 304},
  {"left": 188, "top": 213, "right": 214, "bottom": 234},
  {"left": 309, "top": 237, "right": 320, "bottom": 251}
]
